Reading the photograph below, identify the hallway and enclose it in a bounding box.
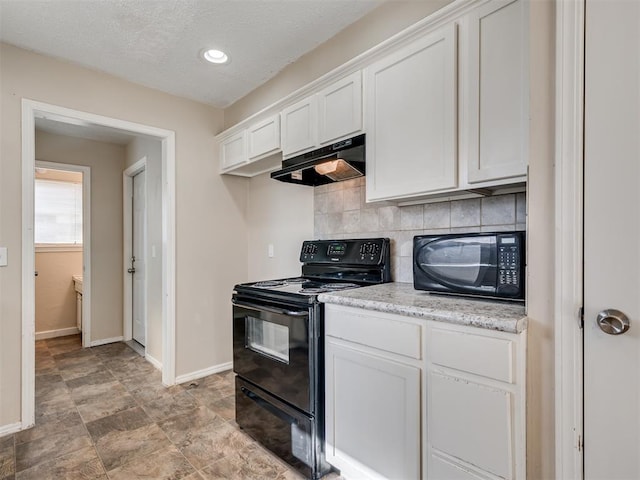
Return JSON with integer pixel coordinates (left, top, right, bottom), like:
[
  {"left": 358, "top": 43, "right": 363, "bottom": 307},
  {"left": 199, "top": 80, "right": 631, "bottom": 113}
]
[{"left": 0, "top": 335, "right": 332, "bottom": 479}]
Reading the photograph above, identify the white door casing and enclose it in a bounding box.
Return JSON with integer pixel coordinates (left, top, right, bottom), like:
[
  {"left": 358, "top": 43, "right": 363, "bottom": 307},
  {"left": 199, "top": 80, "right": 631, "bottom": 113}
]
[
  {"left": 583, "top": 1, "right": 640, "bottom": 478},
  {"left": 22, "top": 99, "right": 176, "bottom": 431},
  {"left": 132, "top": 169, "right": 147, "bottom": 346}
]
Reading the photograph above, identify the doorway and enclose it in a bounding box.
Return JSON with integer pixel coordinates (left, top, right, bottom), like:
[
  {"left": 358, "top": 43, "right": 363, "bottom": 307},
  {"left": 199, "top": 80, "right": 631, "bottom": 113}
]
[
  {"left": 123, "top": 158, "right": 148, "bottom": 355},
  {"left": 21, "top": 99, "right": 176, "bottom": 430},
  {"left": 33, "top": 162, "right": 91, "bottom": 346}
]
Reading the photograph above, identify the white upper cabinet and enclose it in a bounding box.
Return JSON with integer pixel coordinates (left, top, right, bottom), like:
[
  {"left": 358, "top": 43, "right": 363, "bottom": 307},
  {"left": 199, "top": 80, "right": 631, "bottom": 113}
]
[
  {"left": 464, "top": 0, "right": 529, "bottom": 184},
  {"left": 219, "top": 130, "right": 247, "bottom": 171},
  {"left": 281, "top": 72, "right": 363, "bottom": 159},
  {"left": 281, "top": 96, "right": 318, "bottom": 158},
  {"left": 365, "top": 24, "right": 458, "bottom": 202},
  {"left": 318, "top": 71, "right": 363, "bottom": 145},
  {"left": 247, "top": 114, "right": 280, "bottom": 160}
]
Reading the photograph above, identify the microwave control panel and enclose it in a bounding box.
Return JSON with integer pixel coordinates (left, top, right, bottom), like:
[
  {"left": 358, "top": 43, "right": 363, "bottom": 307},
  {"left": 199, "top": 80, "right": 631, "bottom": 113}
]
[{"left": 496, "top": 235, "right": 522, "bottom": 295}]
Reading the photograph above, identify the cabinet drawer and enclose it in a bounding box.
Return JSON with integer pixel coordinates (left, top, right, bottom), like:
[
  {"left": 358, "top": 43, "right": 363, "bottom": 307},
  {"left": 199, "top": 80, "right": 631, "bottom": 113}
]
[
  {"left": 325, "top": 305, "right": 421, "bottom": 360},
  {"left": 429, "top": 327, "right": 514, "bottom": 383}
]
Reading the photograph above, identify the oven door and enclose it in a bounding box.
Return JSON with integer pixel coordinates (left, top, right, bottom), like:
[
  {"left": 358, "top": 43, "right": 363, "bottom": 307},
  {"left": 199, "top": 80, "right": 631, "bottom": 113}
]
[{"left": 233, "top": 297, "right": 313, "bottom": 413}]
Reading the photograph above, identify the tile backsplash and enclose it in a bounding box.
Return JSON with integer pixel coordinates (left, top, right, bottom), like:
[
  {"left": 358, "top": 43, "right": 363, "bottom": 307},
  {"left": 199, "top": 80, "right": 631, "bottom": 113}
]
[{"left": 314, "top": 177, "right": 526, "bottom": 283}]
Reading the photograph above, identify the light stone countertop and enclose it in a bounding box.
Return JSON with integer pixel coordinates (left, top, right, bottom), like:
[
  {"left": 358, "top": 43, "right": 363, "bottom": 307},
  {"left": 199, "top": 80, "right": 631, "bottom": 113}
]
[{"left": 318, "top": 282, "right": 528, "bottom": 334}]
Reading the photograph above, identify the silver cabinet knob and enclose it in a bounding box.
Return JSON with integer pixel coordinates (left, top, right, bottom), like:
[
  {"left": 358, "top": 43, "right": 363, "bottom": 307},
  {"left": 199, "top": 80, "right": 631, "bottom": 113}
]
[{"left": 597, "top": 309, "right": 630, "bottom": 335}]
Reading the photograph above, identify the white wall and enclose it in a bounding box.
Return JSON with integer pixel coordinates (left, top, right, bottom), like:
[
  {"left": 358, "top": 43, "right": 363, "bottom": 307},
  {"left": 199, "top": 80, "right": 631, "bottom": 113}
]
[
  {"left": 126, "top": 137, "right": 163, "bottom": 363},
  {"left": 0, "top": 42, "right": 248, "bottom": 427},
  {"left": 246, "top": 173, "right": 314, "bottom": 281}
]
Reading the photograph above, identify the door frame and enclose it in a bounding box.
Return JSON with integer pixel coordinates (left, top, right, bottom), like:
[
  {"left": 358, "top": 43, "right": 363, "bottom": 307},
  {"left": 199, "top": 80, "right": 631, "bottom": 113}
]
[
  {"left": 123, "top": 158, "right": 146, "bottom": 346},
  {"left": 34, "top": 160, "right": 92, "bottom": 346},
  {"left": 555, "top": 0, "right": 585, "bottom": 478},
  {"left": 21, "top": 99, "right": 177, "bottom": 430}
]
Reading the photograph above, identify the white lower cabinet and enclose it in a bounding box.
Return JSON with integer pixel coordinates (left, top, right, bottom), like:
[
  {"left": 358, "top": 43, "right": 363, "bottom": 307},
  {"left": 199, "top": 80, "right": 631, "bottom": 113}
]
[
  {"left": 324, "top": 304, "right": 526, "bottom": 480},
  {"left": 325, "top": 305, "right": 422, "bottom": 480},
  {"left": 425, "top": 322, "right": 526, "bottom": 480}
]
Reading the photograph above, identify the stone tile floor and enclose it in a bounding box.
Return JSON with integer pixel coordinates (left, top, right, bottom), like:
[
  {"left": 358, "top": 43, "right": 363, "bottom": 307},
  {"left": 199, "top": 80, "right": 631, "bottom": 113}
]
[{"left": 0, "top": 335, "right": 341, "bottom": 480}]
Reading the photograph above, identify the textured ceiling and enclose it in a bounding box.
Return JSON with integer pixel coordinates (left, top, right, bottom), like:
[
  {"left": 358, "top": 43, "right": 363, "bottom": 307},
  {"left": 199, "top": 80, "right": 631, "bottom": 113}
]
[{"left": 0, "top": 0, "right": 384, "bottom": 108}]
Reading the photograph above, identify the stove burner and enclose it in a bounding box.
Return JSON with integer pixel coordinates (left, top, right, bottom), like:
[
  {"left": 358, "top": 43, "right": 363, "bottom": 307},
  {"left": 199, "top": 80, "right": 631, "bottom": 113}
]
[
  {"left": 285, "top": 277, "right": 306, "bottom": 284},
  {"left": 323, "top": 283, "right": 360, "bottom": 290},
  {"left": 299, "top": 287, "right": 328, "bottom": 294},
  {"left": 253, "top": 280, "right": 287, "bottom": 287}
]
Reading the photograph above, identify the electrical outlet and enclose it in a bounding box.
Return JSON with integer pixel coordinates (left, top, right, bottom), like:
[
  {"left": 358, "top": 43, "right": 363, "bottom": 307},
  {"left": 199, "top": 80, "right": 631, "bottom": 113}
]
[
  {"left": 0, "top": 247, "right": 7, "bottom": 267},
  {"left": 268, "top": 244, "right": 274, "bottom": 258}
]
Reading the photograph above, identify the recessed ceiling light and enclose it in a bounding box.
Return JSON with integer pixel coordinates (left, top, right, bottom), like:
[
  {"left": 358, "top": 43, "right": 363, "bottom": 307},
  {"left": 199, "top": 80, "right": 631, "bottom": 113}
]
[{"left": 203, "top": 49, "right": 229, "bottom": 64}]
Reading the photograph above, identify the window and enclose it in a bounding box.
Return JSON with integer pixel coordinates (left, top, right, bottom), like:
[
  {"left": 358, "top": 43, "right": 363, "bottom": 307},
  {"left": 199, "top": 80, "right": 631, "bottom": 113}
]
[{"left": 35, "top": 178, "right": 83, "bottom": 245}]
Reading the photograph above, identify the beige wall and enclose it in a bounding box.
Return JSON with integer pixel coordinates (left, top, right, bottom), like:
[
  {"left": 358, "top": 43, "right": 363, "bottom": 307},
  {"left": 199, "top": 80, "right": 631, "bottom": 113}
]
[
  {"left": 126, "top": 137, "right": 163, "bottom": 363},
  {"left": 224, "top": 0, "right": 454, "bottom": 127},
  {"left": 0, "top": 42, "right": 247, "bottom": 426},
  {"left": 36, "top": 131, "right": 126, "bottom": 342},
  {"left": 34, "top": 250, "right": 82, "bottom": 333},
  {"left": 246, "top": 173, "right": 314, "bottom": 281}
]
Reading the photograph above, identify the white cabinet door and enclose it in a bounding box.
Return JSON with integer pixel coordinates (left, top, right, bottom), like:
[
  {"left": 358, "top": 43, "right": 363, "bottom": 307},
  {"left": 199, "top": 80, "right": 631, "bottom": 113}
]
[
  {"left": 248, "top": 114, "right": 280, "bottom": 160},
  {"left": 465, "top": 0, "right": 528, "bottom": 183},
  {"left": 318, "top": 71, "right": 362, "bottom": 145},
  {"left": 425, "top": 322, "right": 526, "bottom": 480},
  {"left": 365, "top": 24, "right": 457, "bottom": 202},
  {"left": 325, "top": 338, "right": 421, "bottom": 480},
  {"left": 281, "top": 96, "right": 318, "bottom": 158},
  {"left": 219, "top": 130, "right": 247, "bottom": 171}
]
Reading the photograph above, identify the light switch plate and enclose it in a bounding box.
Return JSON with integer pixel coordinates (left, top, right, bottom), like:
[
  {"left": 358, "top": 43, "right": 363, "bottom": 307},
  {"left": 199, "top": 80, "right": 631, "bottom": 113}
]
[{"left": 0, "top": 247, "right": 7, "bottom": 267}]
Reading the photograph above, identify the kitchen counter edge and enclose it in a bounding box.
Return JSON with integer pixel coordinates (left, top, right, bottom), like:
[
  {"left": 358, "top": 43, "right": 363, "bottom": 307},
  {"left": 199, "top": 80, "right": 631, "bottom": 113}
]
[{"left": 318, "top": 282, "right": 528, "bottom": 334}]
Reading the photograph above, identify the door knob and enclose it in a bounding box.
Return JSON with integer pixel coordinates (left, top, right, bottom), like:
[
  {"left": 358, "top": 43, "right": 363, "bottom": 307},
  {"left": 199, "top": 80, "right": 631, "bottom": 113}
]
[{"left": 596, "top": 309, "right": 630, "bottom": 335}]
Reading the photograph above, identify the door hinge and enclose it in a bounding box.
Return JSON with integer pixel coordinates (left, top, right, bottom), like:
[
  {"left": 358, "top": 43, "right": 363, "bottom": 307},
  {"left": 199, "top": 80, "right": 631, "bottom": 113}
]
[
  {"left": 578, "top": 306, "right": 584, "bottom": 329},
  {"left": 577, "top": 434, "right": 583, "bottom": 452}
]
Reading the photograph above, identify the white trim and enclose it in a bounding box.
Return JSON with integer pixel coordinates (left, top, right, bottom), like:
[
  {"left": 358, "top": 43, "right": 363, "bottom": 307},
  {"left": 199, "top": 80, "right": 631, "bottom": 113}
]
[
  {"left": 35, "top": 327, "right": 80, "bottom": 340},
  {"left": 162, "top": 133, "right": 177, "bottom": 386},
  {"left": 145, "top": 353, "right": 162, "bottom": 371},
  {"left": 123, "top": 157, "right": 147, "bottom": 344},
  {"left": 35, "top": 244, "right": 83, "bottom": 253},
  {"left": 22, "top": 100, "right": 178, "bottom": 432},
  {"left": 555, "top": 0, "right": 585, "bottom": 478},
  {"left": 36, "top": 160, "right": 91, "bottom": 349},
  {"left": 0, "top": 422, "right": 23, "bottom": 437},
  {"left": 175, "top": 362, "right": 233, "bottom": 385},
  {"left": 89, "top": 336, "right": 125, "bottom": 347},
  {"left": 21, "top": 102, "right": 36, "bottom": 431}
]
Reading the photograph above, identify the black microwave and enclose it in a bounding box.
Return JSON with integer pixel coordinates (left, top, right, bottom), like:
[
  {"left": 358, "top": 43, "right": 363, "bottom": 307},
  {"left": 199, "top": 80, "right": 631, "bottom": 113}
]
[{"left": 413, "top": 231, "right": 526, "bottom": 301}]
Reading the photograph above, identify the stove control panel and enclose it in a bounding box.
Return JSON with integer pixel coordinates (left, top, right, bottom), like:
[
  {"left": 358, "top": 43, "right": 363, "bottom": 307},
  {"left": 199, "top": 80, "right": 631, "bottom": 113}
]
[{"left": 300, "top": 238, "right": 389, "bottom": 265}]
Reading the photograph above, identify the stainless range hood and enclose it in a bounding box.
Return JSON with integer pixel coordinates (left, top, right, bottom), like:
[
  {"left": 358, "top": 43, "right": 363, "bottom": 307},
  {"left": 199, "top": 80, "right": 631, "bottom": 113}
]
[{"left": 271, "top": 134, "right": 365, "bottom": 186}]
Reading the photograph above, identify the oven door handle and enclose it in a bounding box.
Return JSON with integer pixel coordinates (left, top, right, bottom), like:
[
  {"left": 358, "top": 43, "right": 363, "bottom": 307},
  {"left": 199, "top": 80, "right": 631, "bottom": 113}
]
[{"left": 232, "top": 299, "right": 309, "bottom": 317}]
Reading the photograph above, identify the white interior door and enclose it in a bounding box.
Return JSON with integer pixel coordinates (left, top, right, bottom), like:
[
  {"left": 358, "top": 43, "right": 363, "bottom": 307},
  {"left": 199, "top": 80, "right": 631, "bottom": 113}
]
[
  {"left": 584, "top": 1, "right": 640, "bottom": 477},
  {"left": 132, "top": 169, "right": 147, "bottom": 347}
]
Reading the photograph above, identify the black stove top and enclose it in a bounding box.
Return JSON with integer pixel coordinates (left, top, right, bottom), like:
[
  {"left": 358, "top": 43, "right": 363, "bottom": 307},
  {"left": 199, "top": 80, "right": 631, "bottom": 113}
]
[
  {"left": 247, "top": 277, "right": 362, "bottom": 296},
  {"left": 234, "top": 238, "right": 391, "bottom": 304}
]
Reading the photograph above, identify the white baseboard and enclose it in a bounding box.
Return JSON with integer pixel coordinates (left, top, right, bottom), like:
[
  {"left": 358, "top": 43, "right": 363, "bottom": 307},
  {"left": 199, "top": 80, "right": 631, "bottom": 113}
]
[
  {"left": 35, "top": 327, "right": 80, "bottom": 340},
  {"left": 175, "top": 361, "right": 233, "bottom": 385},
  {"left": 89, "top": 336, "right": 124, "bottom": 347},
  {"left": 145, "top": 353, "right": 162, "bottom": 370},
  {"left": 0, "top": 421, "right": 22, "bottom": 437}
]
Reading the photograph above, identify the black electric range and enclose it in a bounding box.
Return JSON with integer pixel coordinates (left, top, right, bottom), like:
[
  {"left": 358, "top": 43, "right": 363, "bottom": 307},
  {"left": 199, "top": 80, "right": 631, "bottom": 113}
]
[{"left": 232, "top": 238, "right": 391, "bottom": 479}]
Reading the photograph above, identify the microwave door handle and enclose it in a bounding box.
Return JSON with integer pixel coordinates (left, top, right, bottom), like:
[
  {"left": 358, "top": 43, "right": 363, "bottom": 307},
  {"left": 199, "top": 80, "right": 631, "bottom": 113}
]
[{"left": 232, "top": 299, "right": 309, "bottom": 317}]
